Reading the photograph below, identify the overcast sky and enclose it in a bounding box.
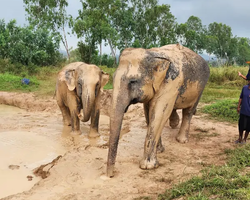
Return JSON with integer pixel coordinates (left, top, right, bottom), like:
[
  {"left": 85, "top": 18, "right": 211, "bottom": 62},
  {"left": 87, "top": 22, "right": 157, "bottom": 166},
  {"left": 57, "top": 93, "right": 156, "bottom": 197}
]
[{"left": 0, "top": 0, "right": 249, "bottom": 53}]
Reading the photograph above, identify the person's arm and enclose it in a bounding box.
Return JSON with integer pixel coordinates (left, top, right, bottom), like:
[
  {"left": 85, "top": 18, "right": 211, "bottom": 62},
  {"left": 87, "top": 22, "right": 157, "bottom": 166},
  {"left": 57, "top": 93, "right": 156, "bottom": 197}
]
[
  {"left": 238, "top": 71, "right": 247, "bottom": 80},
  {"left": 237, "top": 98, "right": 242, "bottom": 114}
]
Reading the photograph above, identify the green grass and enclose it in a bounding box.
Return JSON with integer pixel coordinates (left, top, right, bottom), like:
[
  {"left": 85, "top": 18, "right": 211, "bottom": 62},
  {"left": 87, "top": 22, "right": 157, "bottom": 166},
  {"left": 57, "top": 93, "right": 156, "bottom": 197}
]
[
  {"left": 201, "top": 99, "right": 239, "bottom": 122},
  {"left": 158, "top": 145, "right": 250, "bottom": 200},
  {"left": 0, "top": 73, "right": 40, "bottom": 92},
  {"left": 200, "top": 83, "right": 241, "bottom": 103}
]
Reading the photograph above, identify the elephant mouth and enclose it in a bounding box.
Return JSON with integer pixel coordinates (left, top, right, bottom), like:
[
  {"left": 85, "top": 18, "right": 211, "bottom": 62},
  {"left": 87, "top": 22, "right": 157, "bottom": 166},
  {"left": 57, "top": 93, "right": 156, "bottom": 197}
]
[{"left": 125, "top": 98, "right": 139, "bottom": 113}]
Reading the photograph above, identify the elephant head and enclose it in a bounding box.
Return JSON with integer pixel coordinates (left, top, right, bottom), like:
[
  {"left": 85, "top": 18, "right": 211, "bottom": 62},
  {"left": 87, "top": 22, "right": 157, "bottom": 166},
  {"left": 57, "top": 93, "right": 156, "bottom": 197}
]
[
  {"left": 63, "top": 64, "right": 109, "bottom": 122},
  {"left": 107, "top": 48, "right": 173, "bottom": 177}
]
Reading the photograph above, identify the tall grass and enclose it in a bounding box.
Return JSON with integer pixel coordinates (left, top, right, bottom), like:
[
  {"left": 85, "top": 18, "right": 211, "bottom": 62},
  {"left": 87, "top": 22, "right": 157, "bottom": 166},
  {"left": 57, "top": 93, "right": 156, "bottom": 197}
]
[{"left": 209, "top": 66, "right": 248, "bottom": 87}]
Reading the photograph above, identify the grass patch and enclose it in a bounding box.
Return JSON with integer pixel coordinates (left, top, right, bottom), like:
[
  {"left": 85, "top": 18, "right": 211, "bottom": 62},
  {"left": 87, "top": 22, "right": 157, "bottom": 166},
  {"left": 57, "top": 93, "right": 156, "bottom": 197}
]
[
  {"left": 158, "top": 145, "right": 250, "bottom": 200},
  {"left": 0, "top": 73, "right": 40, "bottom": 92},
  {"left": 201, "top": 99, "right": 239, "bottom": 122},
  {"left": 201, "top": 83, "right": 241, "bottom": 103}
]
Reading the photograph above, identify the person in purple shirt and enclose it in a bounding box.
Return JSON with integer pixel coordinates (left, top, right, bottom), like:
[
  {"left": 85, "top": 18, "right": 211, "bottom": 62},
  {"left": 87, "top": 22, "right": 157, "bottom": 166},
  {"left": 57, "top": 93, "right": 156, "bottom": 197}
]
[{"left": 235, "top": 80, "right": 250, "bottom": 144}]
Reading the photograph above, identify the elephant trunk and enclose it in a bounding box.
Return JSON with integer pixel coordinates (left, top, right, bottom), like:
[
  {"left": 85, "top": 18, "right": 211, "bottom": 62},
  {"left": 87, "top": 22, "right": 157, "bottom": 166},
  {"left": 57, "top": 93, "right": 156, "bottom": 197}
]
[
  {"left": 81, "top": 86, "right": 95, "bottom": 122},
  {"left": 107, "top": 88, "right": 130, "bottom": 177}
]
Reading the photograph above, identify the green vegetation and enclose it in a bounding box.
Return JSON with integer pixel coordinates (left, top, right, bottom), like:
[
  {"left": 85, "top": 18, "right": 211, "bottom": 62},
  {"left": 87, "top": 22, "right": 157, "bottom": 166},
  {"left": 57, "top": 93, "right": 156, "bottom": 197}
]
[
  {"left": 158, "top": 145, "right": 250, "bottom": 200},
  {"left": 0, "top": 73, "right": 39, "bottom": 92},
  {"left": 0, "top": 20, "right": 64, "bottom": 67},
  {"left": 202, "top": 99, "right": 239, "bottom": 122},
  {"left": 99, "top": 65, "right": 116, "bottom": 89},
  {"left": 20, "top": 0, "right": 250, "bottom": 67}
]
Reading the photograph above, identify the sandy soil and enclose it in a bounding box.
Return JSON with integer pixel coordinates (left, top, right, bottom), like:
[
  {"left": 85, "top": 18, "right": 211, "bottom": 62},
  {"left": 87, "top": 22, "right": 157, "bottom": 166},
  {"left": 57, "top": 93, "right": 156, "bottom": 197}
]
[{"left": 0, "top": 91, "right": 239, "bottom": 200}]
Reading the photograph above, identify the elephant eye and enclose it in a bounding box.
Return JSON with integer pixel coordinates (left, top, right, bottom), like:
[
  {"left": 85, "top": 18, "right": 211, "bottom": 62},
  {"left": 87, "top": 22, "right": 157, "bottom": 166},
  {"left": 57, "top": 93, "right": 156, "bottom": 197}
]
[{"left": 129, "top": 79, "right": 139, "bottom": 84}]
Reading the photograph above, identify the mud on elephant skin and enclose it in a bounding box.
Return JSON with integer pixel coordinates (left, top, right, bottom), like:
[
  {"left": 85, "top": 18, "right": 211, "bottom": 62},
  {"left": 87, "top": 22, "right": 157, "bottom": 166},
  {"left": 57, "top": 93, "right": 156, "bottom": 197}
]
[
  {"left": 56, "top": 62, "right": 109, "bottom": 137},
  {"left": 107, "top": 44, "right": 210, "bottom": 177}
]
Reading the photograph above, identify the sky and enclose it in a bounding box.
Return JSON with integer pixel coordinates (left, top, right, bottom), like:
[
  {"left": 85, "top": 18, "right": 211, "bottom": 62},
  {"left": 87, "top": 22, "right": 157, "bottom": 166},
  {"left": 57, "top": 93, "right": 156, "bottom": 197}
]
[{"left": 0, "top": 0, "right": 249, "bottom": 54}]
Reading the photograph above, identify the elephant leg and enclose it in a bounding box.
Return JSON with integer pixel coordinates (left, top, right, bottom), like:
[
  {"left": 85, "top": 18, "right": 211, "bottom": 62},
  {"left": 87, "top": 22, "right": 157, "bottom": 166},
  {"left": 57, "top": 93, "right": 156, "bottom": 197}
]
[
  {"left": 144, "top": 102, "right": 165, "bottom": 153},
  {"left": 67, "top": 92, "right": 81, "bottom": 135},
  {"left": 56, "top": 95, "right": 71, "bottom": 126},
  {"left": 140, "top": 98, "right": 176, "bottom": 170},
  {"left": 143, "top": 102, "right": 150, "bottom": 126},
  {"left": 89, "top": 92, "right": 101, "bottom": 138},
  {"left": 176, "top": 95, "right": 201, "bottom": 143},
  {"left": 169, "top": 109, "right": 179, "bottom": 128},
  {"left": 175, "top": 108, "right": 193, "bottom": 143}
]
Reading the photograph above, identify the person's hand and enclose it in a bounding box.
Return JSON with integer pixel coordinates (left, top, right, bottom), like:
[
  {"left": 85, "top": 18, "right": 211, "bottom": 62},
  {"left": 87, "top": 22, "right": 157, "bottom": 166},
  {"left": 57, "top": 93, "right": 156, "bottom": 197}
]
[
  {"left": 237, "top": 107, "right": 240, "bottom": 114},
  {"left": 238, "top": 71, "right": 242, "bottom": 77}
]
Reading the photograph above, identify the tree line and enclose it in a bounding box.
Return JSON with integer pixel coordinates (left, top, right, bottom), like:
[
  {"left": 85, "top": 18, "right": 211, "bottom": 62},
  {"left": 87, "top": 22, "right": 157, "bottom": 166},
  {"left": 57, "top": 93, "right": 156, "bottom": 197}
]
[{"left": 1, "top": 0, "right": 250, "bottom": 69}]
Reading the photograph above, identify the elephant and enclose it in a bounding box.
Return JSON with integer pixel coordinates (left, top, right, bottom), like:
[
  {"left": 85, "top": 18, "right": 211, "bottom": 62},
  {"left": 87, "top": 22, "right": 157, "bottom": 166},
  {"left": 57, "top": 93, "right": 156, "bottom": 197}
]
[
  {"left": 56, "top": 62, "right": 109, "bottom": 137},
  {"left": 107, "top": 44, "right": 210, "bottom": 177}
]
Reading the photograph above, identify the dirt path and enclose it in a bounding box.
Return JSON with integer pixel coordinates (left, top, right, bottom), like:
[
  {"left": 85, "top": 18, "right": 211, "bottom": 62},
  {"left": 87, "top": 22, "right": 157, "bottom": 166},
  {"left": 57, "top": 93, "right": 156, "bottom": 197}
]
[{"left": 0, "top": 91, "right": 238, "bottom": 200}]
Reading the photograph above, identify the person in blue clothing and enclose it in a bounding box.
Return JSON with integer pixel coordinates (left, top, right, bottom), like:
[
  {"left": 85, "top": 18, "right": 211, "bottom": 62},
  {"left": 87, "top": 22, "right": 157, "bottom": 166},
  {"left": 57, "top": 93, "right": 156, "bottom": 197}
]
[
  {"left": 238, "top": 64, "right": 250, "bottom": 80},
  {"left": 235, "top": 80, "right": 250, "bottom": 144}
]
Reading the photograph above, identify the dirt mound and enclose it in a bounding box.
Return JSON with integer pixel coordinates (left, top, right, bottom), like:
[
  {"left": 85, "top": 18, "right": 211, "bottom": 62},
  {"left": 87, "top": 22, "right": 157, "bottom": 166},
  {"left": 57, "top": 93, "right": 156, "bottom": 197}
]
[
  {"left": 0, "top": 91, "right": 238, "bottom": 200},
  {"left": 0, "top": 90, "right": 112, "bottom": 113}
]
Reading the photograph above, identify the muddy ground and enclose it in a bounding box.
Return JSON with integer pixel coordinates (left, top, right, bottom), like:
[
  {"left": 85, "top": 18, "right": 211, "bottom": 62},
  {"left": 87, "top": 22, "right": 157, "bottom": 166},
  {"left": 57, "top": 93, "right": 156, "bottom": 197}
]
[{"left": 0, "top": 91, "right": 238, "bottom": 200}]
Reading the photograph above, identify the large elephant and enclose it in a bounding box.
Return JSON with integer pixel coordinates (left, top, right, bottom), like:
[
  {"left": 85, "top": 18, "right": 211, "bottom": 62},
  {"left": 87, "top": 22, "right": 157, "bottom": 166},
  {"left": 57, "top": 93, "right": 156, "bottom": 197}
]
[
  {"left": 56, "top": 62, "right": 109, "bottom": 137},
  {"left": 107, "top": 44, "right": 210, "bottom": 177}
]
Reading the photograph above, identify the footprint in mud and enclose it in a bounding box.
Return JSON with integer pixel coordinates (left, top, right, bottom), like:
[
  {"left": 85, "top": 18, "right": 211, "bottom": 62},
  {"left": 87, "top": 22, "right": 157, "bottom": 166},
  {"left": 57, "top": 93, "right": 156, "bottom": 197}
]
[{"left": 8, "top": 165, "right": 20, "bottom": 170}]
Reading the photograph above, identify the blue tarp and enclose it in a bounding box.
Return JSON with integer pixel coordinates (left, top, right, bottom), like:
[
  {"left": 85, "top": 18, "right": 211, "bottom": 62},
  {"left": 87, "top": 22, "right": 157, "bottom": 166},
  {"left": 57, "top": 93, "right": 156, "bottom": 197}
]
[{"left": 21, "top": 78, "right": 30, "bottom": 85}]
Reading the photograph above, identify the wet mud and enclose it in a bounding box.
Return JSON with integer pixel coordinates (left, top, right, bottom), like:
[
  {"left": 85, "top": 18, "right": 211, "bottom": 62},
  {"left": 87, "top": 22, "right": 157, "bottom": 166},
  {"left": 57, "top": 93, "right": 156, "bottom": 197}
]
[{"left": 0, "top": 91, "right": 238, "bottom": 200}]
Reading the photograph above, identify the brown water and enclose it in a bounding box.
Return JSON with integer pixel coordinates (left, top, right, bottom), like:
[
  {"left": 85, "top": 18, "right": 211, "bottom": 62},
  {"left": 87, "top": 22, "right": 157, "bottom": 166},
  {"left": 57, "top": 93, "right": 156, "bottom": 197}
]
[
  {"left": 0, "top": 105, "right": 66, "bottom": 198},
  {"left": 0, "top": 105, "right": 109, "bottom": 199}
]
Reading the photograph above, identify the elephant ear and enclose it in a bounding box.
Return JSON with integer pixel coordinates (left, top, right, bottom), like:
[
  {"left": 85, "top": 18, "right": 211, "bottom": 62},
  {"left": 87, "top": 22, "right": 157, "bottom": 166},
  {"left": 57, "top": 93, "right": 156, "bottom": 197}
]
[
  {"left": 152, "top": 57, "right": 171, "bottom": 93},
  {"left": 65, "top": 69, "right": 76, "bottom": 91},
  {"left": 100, "top": 71, "right": 110, "bottom": 92}
]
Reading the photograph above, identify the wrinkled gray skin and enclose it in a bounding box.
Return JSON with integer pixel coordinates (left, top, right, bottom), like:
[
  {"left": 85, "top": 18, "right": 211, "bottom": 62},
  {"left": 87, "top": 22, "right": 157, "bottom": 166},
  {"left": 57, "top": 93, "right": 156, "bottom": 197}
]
[
  {"left": 107, "top": 44, "right": 210, "bottom": 177},
  {"left": 56, "top": 62, "right": 109, "bottom": 137}
]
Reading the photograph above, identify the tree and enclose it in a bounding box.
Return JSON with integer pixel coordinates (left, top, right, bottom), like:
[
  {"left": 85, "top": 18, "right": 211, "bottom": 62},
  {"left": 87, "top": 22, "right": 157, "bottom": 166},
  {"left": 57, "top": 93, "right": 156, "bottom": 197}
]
[
  {"left": 74, "top": 0, "right": 119, "bottom": 59},
  {"left": 23, "top": 0, "right": 71, "bottom": 59},
  {"left": 130, "top": 0, "right": 177, "bottom": 48},
  {"left": 0, "top": 19, "right": 62, "bottom": 66},
  {"left": 235, "top": 37, "right": 250, "bottom": 65},
  {"left": 77, "top": 41, "right": 97, "bottom": 64},
  {"left": 176, "top": 16, "right": 206, "bottom": 53},
  {"left": 206, "top": 22, "right": 233, "bottom": 60},
  {"left": 111, "top": 0, "right": 135, "bottom": 51}
]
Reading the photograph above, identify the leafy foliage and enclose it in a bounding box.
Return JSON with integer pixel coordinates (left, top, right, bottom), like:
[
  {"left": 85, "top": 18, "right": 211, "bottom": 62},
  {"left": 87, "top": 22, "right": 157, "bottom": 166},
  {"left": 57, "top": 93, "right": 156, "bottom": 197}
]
[
  {"left": 23, "top": 0, "right": 71, "bottom": 59},
  {"left": 0, "top": 19, "right": 63, "bottom": 68}
]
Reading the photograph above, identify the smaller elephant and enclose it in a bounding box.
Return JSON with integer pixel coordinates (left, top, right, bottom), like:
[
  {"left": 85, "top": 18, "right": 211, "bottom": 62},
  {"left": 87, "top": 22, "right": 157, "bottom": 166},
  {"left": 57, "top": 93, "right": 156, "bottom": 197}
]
[{"left": 56, "top": 62, "right": 109, "bottom": 137}]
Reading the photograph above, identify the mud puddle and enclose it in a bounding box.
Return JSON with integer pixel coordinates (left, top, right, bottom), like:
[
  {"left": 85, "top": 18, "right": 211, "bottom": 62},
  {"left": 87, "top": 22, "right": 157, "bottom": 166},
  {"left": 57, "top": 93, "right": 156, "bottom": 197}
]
[
  {"left": 0, "top": 104, "right": 110, "bottom": 199},
  {"left": 0, "top": 105, "right": 65, "bottom": 198}
]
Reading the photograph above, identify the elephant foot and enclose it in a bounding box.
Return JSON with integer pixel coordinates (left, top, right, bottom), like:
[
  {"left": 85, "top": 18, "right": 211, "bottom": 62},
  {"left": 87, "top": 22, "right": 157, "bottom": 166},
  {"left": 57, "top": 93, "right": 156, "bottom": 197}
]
[
  {"left": 70, "top": 130, "right": 81, "bottom": 135},
  {"left": 176, "top": 135, "right": 188, "bottom": 143},
  {"left": 88, "top": 129, "right": 100, "bottom": 138},
  {"left": 139, "top": 157, "right": 159, "bottom": 170}
]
